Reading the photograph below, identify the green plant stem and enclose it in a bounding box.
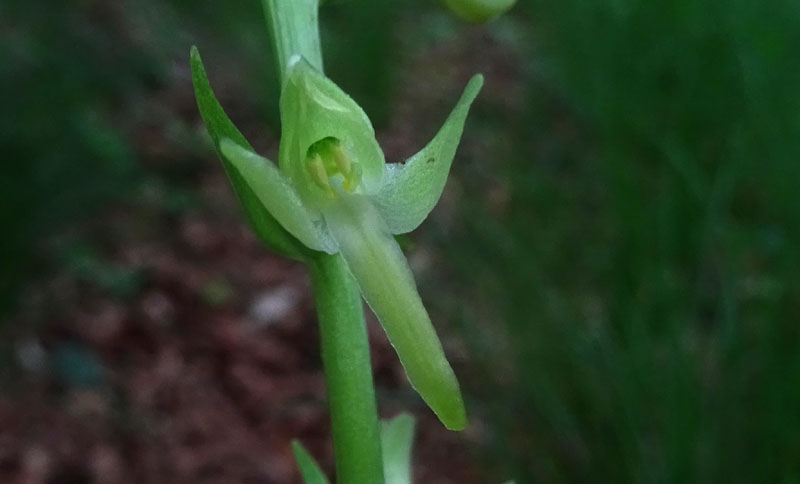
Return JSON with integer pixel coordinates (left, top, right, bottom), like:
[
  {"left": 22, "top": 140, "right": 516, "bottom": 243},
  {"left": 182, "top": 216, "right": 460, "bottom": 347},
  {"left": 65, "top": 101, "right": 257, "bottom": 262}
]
[
  {"left": 309, "top": 254, "right": 385, "bottom": 484},
  {"left": 261, "top": 2, "right": 384, "bottom": 482},
  {"left": 260, "top": 0, "right": 324, "bottom": 84}
]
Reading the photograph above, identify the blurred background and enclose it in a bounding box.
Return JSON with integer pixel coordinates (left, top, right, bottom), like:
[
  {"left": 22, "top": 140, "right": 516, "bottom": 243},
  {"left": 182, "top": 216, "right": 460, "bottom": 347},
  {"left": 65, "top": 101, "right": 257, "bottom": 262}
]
[{"left": 2, "top": 0, "right": 800, "bottom": 482}]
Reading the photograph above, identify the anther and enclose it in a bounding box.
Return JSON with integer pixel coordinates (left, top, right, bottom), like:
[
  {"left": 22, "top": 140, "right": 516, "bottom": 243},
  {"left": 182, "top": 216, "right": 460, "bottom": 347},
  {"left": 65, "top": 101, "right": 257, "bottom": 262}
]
[
  {"left": 332, "top": 144, "right": 352, "bottom": 177},
  {"left": 307, "top": 154, "right": 335, "bottom": 196},
  {"left": 343, "top": 163, "right": 362, "bottom": 193}
]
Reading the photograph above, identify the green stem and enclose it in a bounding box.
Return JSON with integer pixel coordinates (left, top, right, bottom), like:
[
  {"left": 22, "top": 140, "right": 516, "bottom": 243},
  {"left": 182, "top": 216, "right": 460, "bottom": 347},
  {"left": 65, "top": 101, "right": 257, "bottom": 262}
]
[
  {"left": 261, "top": 3, "right": 384, "bottom": 482},
  {"left": 309, "top": 254, "right": 385, "bottom": 484},
  {"left": 260, "top": 0, "right": 324, "bottom": 84}
]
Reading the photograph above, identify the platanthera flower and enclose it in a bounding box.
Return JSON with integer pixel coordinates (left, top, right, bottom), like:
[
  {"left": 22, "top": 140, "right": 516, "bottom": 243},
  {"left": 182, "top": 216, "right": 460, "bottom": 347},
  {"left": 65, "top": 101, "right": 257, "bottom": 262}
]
[{"left": 190, "top": 47, "right": 482, "bottom": 431}]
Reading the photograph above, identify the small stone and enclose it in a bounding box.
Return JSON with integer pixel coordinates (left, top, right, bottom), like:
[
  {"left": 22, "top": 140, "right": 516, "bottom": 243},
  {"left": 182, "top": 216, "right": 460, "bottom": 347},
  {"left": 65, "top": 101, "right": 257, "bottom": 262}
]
[{"left": 248, "top": 286, "right": 299, "bottom": 328}]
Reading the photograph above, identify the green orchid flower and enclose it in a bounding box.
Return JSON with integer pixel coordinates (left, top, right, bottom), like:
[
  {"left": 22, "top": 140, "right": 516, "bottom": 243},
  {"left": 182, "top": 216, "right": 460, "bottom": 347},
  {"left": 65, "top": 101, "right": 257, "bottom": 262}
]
[{"left": 190, "top": 48, "right": 482, "bottom": 431}]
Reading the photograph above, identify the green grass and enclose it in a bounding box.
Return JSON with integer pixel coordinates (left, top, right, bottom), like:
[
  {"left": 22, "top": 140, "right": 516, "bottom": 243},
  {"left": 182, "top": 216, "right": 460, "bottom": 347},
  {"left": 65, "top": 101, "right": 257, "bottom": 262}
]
[
  {"left": 0, "top": 1, "right": 150, "bottom": 317},
  {"left": 443, "top": 0, "right": 800, "bottom": 482}
]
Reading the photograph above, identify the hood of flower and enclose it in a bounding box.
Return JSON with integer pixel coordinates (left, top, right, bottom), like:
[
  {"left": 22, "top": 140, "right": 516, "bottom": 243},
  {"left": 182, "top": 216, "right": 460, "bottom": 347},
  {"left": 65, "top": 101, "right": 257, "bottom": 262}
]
[{"left": 279, "top": 58, "right": 385, "bottom": 212}]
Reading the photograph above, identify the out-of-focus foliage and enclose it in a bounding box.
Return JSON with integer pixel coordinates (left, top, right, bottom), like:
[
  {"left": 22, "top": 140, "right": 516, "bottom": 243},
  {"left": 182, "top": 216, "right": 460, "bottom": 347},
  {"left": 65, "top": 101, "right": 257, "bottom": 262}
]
[
  {"left": 320, "top": 0, "right": 404, "bottom": 126},
  {"left": 0, "top": 1, "right": 148, "bottom": 316},
  {"left": 0, "top": 0, "right": 267, "bottom": 319},
  {"left": 445, "top": 0, "right": 800, "bottom": 482}
]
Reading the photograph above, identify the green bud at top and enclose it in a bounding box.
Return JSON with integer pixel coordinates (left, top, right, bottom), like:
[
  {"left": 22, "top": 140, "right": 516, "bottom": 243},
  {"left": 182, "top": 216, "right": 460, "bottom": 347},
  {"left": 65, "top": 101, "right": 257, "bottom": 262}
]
[{"left": 441, "top": 0, "right": 516, "bottom": 23}]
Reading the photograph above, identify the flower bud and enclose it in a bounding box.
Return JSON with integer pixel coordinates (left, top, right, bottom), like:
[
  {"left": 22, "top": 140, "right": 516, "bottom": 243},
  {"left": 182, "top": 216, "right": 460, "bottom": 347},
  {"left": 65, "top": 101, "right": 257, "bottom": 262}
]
[{"left": 442, "top": 0, "right": 516, "bottom": 23}]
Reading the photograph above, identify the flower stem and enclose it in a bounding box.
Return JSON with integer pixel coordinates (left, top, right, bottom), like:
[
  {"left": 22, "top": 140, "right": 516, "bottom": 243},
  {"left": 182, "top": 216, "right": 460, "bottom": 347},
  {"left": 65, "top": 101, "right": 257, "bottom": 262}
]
[
  {"left": 260, "top": 2, "right": 385, "bottom": 482},
  {"left": 260, "top": 0, "right": 324, "bottom": 84},
  {"left": 309, "top": 254, "right": 385, "bottom": 484}
]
